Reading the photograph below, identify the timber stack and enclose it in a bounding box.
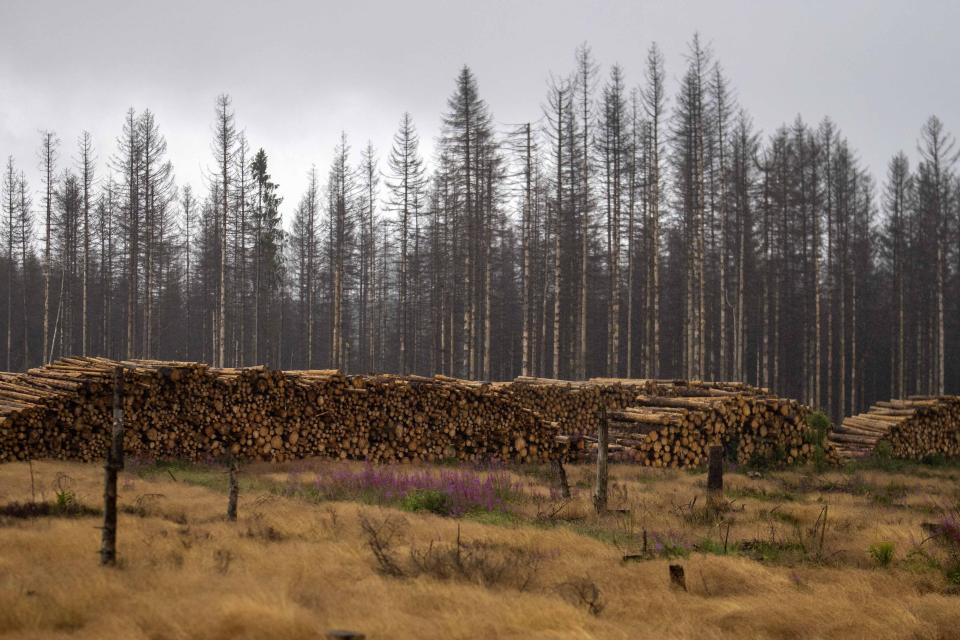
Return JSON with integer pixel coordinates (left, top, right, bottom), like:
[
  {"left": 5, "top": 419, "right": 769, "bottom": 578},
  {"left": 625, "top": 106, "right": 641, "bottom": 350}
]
[
  {"left": 606, "top": 393, "right": 818, "bottom": 467},
  {"left": 0, "top": 357, "right": 559, "bottom": 464},
  {"left": 0, "top": 356, "right": 856, "bottom": 469},
  {"left": 829, "top": 396, "right": 960, "bottom": 461},
  {"left": 499, "top": 377, "right": 639, "bottom": 439},
  {"left": 504, "top": 376, "right": 825, "bottom": 467}
]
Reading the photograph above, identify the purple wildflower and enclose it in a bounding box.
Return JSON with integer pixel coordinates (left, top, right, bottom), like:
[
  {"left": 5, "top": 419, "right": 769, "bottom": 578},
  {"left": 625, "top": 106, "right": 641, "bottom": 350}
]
[{"left": 311, "top": 464, "right": 523, "bottom": 516}]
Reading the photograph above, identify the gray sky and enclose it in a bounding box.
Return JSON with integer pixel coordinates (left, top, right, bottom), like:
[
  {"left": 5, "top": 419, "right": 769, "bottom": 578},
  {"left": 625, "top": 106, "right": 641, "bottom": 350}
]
[{"left": 1, "top": 0, "right": 957, "bottom": 220}]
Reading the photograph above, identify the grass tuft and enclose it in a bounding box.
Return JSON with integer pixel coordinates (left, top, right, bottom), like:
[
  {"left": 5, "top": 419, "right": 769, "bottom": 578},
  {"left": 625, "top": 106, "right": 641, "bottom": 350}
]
[{"left": 869, "top": 542, "right": 896, "bottom": 567}]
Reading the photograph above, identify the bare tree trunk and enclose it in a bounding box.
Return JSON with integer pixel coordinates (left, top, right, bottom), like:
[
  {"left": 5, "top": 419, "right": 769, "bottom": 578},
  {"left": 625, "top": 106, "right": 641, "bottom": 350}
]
[
  {"left": 625, "top": 107, "right": 638, "bottom": 378},
  {"left": 824, "top": 132, "right": 834, "bottom": 418},
  {"left": 215, "top": 96, "right": 235, "bottom": 368},
  {"left": 253, "top": 178, "right": 262, "bottom": 365},
  {"left": 552, "top": 210, "right": 562, "bottom": 380},
  {"left": 936, "top": 242, "right": 944, "bottom": 395},
  {"left": 715, "top": 72, "right": 728, "bottom": 382},
  {"left": 482, "top": 178, "right": 492, "bottom": 380},
  {"left": 826, "top": 242, "right": 833, "bottom": 411},
  {"left": 551, "top": 91, "right": 564, "bottom": 380},
  {"left": 578, "top": 47, "right": 592, "bottom": 380},
  {"left": 20, "top": 177, "right": 29, "bottom": 366},
  {"left": 896, "top": 248, "right": 903, "bottom": 398},
  {"left": 142, "top": 126, "right": 153, "bottom": 360},
  {"left": 608, "top": 86, "right": 622, "bottom": 377},
  {"left": 695, "top": 99, "right": 706, "bottom": 381},
  {"left": 761, "top": 160, "right": 771, "bottom": 388},
  {"left": 80, "top": 133, "right": 92, "bottom": 356},
  {"left": 521, "top": 124, "right": 532, "bottom": 377},
  {"left": 851, "top": 266, "right": 857, "bottom": 414},
  {"left": 643, "top": 44, "right": 664, "bottom": 379},
  {"left": 813, "top": 174, "right": 822, "bottom": 408},
  {"left": 41, "top": 133, "right": 57, "bottom": 364},
  {"left": 839, "top": 232, "right": 846, "bottom": 421},
  {"left": 735, "top": 198, "right": 744, "bottom": 383},
  {"left": 4, "top": 160, "right": 13, "bottom": 371}
]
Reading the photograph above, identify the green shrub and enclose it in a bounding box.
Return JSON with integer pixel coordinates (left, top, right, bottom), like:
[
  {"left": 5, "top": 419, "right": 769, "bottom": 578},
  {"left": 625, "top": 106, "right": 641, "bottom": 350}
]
[
  {"left": 739, "top": 539, "right": 805, "bottom": 563},
  {"left": 869, "top": 541, "right": 896, "bottom": 567},
  {"left": 805, "top": 411, "right": 831, "bottom": 443},
  {"left": 804, "top": 412, "right": 832, "bottom": 471},
  {"left": 696, "top": 537, "right": 737, "bottom": 556},
  {"left": 946, "top": 563, "right": 960, "bottom": 585},
  {"left": 920, "top": 453, "right": 950, "bottom": 466},
  {"left": 874, "top": 440, "right": 893, "bottom": 460},
  {"left": 400, "top": 489, "right": 451, "bottom": 515},
  {"left": 813, "top": 443, "right": 829, "bottom": 472},
  {"left": 656, "top": 537, "right": 690, "bottom": 559}
]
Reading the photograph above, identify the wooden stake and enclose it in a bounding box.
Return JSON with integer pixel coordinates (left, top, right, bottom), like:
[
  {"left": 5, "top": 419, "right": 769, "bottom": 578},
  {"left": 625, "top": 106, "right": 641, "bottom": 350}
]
[
  {"left": 100, "top": 365, "right": 124, "bottom": 566},
  {"left": 593, "top": 406, "right": 609, "bottom": 513},
  {"left": 28, "top": 459, "right": 36, "bottom": 502},
  {"left": 707, "top": 444, "right": 724, "bottom": 507},
  {"left": 818, "top": 504, "right": 828, "bottom": 556},
  {"left": 553, "top": 458, "right": 571, "bottom": 499},
  {"left": 227, "top": 457, "right": 239, "bottom": 521}
]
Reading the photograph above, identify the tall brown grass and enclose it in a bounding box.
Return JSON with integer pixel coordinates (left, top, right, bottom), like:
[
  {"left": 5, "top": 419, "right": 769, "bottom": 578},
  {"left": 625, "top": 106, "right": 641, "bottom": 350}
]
[{"left": 0, "top": 459, "right": 958, "bottom": 639}]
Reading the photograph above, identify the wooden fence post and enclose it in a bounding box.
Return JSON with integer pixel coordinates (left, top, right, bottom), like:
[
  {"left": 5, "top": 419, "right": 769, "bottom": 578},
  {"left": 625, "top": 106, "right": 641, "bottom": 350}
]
[
  {"left": 227, "top": 457, "right": 239, "bottom": 521},
  {"left": 707, "top": 444, "right": 724, "bottom": 507},
  {"left": 100, "top": 365, "right": 125, "bottom": 566},
  {"left": 593, "top": 406, "right": 609, "bottom": 513},
  {"left": 553, "top": 458, "right": 571, "bottom": 499}
]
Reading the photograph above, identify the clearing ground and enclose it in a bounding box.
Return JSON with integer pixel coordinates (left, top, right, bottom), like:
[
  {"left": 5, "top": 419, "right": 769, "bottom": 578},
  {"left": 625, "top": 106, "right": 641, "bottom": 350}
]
[{"left": 1, "top": 458, "right": 959, "bottom": 640}]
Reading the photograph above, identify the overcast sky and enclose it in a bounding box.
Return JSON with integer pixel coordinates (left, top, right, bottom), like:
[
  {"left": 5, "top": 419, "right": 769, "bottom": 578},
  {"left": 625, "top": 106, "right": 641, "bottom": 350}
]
[{"left": 1, "top": 0, "right": 957, "bottom": 221}]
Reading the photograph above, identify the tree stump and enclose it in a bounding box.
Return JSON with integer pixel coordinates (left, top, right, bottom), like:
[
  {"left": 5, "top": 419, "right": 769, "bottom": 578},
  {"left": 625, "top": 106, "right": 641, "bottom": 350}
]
[{"left": 669, "top": 564, "right": 687, "bottom": 591}]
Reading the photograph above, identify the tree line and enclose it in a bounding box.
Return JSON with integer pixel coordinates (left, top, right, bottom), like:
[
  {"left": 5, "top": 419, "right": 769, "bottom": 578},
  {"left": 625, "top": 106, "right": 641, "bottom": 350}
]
[{"left": 2, "top": 37, "right": 958, "bottom": 421}]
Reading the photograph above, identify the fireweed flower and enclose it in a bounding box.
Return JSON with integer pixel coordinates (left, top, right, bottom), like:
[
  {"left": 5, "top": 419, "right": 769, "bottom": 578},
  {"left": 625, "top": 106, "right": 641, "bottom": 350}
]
[{"left": 311, "top": 464, "right": 523, "bottom": 515}]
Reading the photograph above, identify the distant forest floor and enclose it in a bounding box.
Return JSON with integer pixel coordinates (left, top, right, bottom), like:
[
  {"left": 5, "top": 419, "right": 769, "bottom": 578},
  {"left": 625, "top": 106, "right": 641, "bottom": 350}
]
[{"left": 1, "top": 457, "right": 959, "bottom": 639}]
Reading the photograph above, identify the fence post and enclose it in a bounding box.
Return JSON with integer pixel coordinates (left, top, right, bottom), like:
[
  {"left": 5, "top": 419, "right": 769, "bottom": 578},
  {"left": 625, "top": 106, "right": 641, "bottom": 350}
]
[
  {"left": 593, "top": 406, "right": 609, "bottom": 513},
  {"left": 100, "top": 365, "right": 125, "bottom": 566},
  {"left": 554, "top": 458, "right": 571, "bottom": 499},
  {"left": 227, "top": 457, "right": 239, "bottom": 521},
  {"left": 707, "top": 444, "right": 724, "bottom": 507}
]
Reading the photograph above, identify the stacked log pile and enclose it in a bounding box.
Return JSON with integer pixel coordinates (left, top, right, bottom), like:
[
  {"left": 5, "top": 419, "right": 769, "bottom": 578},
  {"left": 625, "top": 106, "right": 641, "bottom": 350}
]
[
  {"left": 0, "top": 357, "right": 868, "bottom": 469},
  {"left": 590, "top": 378, "right": 771, "bottom": 398},
  {"left": 504, "top": 377, "right": 823, "bottom": 467},
  {"left": 0, "top": 357, "right": 560, "bottom": 464},
  {"left": 607, "top": 394, "right": 817, "bottom": 467},
  {"left": 497, "top": 377, "right": 639, "bottom": 439},
  {"left": 829, "top": 396, "right": 960, "bottom": 461}
]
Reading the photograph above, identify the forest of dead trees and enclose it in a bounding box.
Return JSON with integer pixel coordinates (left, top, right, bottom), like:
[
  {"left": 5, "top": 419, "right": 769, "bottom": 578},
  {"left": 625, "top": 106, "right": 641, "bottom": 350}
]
[{"left": 1, "top": 37, "right": 959, "bottom": 422}]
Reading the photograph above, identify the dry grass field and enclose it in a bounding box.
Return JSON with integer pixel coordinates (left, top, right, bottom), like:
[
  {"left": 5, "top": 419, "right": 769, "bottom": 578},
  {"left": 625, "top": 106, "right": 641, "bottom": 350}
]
[{"left": 1, "top": 457, "right": 959, "bottom": 640}]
